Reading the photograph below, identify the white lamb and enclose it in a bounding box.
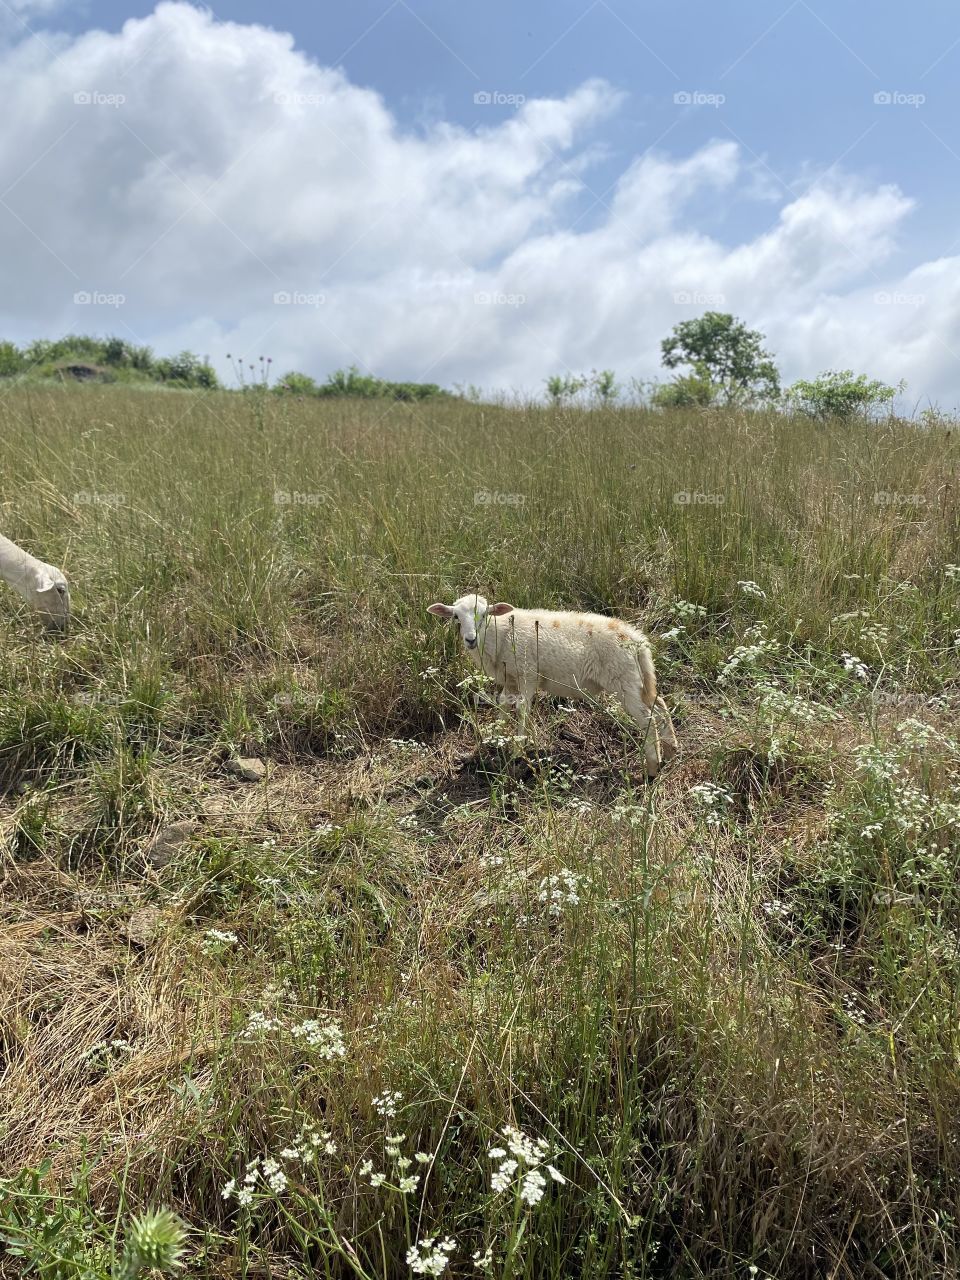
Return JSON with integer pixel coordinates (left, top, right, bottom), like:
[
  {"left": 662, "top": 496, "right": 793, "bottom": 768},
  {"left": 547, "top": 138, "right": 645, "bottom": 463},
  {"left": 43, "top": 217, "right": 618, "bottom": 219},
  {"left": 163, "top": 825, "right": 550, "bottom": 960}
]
[
  {"left": 427, "top": 593, "right": 678, "bottom": 777},
  {"left": 0, "top": 532, "right": 71, "bottom": 631}
]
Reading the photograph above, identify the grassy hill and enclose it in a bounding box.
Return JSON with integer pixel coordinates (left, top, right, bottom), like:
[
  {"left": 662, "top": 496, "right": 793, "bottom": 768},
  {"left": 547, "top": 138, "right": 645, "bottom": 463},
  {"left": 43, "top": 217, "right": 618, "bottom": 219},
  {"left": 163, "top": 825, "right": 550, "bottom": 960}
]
[{"left": 1, "top": 386, "right": 959, "bottom": 1279}]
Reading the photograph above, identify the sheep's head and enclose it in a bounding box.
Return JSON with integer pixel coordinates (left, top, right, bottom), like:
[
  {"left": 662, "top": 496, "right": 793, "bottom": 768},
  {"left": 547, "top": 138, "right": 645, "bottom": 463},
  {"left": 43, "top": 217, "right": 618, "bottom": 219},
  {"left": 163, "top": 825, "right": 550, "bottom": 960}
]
[
  {"left": 427, "top": 594, "right": 513, "bottom": 650},
  {"left": 30, "top": 565, "right": 71, "bottom": 631}
]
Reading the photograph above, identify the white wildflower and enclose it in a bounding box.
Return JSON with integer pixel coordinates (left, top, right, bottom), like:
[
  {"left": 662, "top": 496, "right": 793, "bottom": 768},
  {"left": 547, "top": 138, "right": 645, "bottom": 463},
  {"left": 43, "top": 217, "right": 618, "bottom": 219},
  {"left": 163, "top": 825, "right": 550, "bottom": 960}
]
[
  {"left": 202, "top": 928, "right": 239, "bottom": 954},
  {"left": 406, "top": 1236, "right": 456, "bottom": 1276},
  {"left": 536, "top": 869, "right": 582, "bottom": 917},
  {"left": 689, "top": 782, "right": 735, "bottom": 827},
  {"left": 289, "top": 1018, "right": 347, "bottom": 1059},
  {"left": 841, "top": 652, "right": 869, "bottom": 681},
  {"left": 520, "top": 1169, "right": 546, "bottom": 1205},
  {"left": 673, "top": 599, "right": 707, "bottom": 619},
  {"left": 490, "top": 1159, "right": 518, "bottom": 1194},
  {"left": 373, "top": 1090, "right": 403, "bottom": 1119}
]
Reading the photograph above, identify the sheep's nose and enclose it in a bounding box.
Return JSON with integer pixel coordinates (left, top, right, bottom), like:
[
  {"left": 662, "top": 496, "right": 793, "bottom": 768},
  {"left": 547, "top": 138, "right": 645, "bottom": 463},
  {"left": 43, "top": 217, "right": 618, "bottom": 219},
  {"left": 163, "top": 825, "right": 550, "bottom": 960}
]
[{"left": 465, "top": 638, "right": 477, "bottom": 649}]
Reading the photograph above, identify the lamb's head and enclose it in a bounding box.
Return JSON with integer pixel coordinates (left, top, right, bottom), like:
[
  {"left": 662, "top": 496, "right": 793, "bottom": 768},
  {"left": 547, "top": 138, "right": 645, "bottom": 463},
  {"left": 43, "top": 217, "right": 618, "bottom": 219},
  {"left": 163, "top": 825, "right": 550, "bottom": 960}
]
[
  {"left": 427, "top": 593, "right": 513, "bottom": 651},
  {"left": 30, "top": 564, "right": 71, "bottom": 631}
]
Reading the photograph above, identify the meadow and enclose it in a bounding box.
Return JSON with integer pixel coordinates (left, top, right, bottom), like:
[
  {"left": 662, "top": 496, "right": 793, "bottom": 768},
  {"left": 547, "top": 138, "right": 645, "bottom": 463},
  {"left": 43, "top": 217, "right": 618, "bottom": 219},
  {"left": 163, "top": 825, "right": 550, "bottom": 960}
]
[{"left": 1, "top": 385, "right": 959, "bottom": 1279}]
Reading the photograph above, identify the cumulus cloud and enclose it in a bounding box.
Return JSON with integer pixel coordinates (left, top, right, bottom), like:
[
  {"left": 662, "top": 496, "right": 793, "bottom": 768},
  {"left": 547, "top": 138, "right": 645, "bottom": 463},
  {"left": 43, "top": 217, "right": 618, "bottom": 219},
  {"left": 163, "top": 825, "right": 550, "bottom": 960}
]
[{"left": 1, "top": 0, "right": 959, "bottom": 403}]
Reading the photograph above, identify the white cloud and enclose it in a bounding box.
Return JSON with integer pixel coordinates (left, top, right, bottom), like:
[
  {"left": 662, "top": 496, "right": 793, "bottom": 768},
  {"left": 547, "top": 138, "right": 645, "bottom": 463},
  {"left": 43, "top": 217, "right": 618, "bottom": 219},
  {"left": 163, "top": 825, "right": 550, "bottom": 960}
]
[{"left": 1, "top": 1, "right": 959, "bottom": 404}]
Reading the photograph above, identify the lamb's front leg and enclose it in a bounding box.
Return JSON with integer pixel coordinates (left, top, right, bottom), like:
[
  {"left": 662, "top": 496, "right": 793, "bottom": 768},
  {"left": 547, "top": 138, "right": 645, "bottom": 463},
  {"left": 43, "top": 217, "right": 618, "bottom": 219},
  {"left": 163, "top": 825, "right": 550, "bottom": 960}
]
[{"left": 514, "top": 678, "right": 537, "bottom": 733}]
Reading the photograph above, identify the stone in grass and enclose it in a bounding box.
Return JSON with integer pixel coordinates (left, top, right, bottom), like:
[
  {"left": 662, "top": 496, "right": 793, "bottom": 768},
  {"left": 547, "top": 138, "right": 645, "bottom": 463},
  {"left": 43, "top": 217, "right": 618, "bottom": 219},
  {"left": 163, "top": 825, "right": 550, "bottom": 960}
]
[
  {"left": 124, "top": 905, "right": 164, "bottom": 947},
  {"left": 144, "top": 819, "right": 197, "bottom": 869},
  {"left": 226, "top": 756, "right": 267, "bottom": 783}
]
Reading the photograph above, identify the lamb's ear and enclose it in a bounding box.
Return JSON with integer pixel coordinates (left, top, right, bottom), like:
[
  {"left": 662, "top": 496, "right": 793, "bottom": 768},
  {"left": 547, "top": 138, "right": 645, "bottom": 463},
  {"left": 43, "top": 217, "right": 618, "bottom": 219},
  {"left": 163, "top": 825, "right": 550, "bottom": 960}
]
[
  {"left": 427, "top": 603, "right": 455, "bottom": 617},
  {"left": 489, "top": 602, "right": 514, "bottom": 617},
  {"left": 34, "top": 572, "right": 57, "bottom": 595}
]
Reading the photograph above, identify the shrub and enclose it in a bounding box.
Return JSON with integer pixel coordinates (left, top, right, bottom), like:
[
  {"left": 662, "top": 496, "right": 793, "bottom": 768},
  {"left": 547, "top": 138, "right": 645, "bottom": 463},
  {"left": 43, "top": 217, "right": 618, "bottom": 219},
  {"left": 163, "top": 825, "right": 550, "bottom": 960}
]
[{"left": 786, "top": 370, "right": 901, "bottom": 420}]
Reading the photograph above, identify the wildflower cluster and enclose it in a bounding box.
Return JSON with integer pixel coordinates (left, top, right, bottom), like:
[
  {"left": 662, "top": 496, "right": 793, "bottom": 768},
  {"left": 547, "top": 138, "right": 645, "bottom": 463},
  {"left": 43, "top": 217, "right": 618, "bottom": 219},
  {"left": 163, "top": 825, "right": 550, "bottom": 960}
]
[
  {"left": 357, "top": 1091, "right": 434, "bottom": 1196},
  {"left": 611, "top": 797, "right": 653, "bottom": 830},
  {"left": 487, "top": 1125, "right": 566, "bottom": 1207},
  {"left": 673, "top": 599, "right": 707, "bottom": 620},
  {"left": 406, "top": 1236, "right": 456, "bottom": 1276},
  {"left": 222, "top": 1124, "right": 335, "bottom": 1209},
  {"left": 718, "top": 625, "right": 778, "bottom": 684},
  {"left": 480, "top": 729, "right": 529, "bottom": 748},
  {"left": 829, "top": 739, "right": 960, "bottom": 891},
  {"left": 689, "top": 782, "right": 735, "bottom": 827},
  {"left": 737, "top": 579, "right": 766, "bottom": 599},
  {"left": 457, "top": 669, "right": 494, "bottom": 692},
  {"left": 84, "top": 1038, "right": 134, "bottom": 1072},
  {"left": 201, "top": 928, "right": 239, "bottom": 955},
  {"left": 756, "top": 682, "right": 840, "bottom": 726},
  {"left": 537, "top": 869, "right": 583, "bottom": 916},
  {"left": 840, "top": 652, "right": 869, "bottom": 681},
  {"left": 239, "top": 1011, "right": 346, "bottom": 1059}
]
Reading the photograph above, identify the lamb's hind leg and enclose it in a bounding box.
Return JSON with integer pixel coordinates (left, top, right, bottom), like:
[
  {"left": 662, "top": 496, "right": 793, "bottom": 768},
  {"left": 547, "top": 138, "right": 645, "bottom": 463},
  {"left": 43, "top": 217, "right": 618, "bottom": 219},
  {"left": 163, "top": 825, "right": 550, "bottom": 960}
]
[
  {"left": 619, "top": 685, "right": 662, "bottom": 779},
  {"left": 654, "top": 695, "right": 679, "bottom": 762}
]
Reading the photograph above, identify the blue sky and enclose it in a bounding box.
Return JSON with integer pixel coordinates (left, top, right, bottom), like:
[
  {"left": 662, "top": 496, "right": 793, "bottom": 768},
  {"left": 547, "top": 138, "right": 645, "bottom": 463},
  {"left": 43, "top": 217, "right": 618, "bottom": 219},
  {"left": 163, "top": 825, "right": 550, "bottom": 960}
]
[{"left": 3, "top": 0, "right": 960, "bottom": 400}]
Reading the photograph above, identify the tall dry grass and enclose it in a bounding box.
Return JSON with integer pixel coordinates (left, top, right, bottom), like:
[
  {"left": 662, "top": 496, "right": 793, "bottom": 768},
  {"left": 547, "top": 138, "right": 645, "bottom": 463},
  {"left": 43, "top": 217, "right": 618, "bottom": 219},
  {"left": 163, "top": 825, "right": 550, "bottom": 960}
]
[{"left": 0, "top": 386, "right": 959, "bottom": 1278}]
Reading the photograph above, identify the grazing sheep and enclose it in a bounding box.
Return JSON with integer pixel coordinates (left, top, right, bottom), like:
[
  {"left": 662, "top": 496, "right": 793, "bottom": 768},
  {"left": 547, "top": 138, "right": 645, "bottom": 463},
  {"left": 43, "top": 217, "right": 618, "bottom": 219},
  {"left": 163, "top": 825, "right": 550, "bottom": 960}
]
[
  {"left": 0, "top": 533, "right": 71, "bottom": 631},
  {"left": 427, "top": 593, "right": 678, "bottom": 776}
]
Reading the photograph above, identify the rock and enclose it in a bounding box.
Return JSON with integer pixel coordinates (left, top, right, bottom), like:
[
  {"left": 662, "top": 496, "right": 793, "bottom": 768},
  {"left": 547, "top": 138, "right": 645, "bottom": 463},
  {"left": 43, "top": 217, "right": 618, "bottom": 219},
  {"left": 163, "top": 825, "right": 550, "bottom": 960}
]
[
  {"left": 124, "top": 905, "right": 164, "bottom": 947},
  {"left": 226, "top": 756, "right": 267, "bottom": 783},
  {"left": 144, "top": 819, "right": 197, "bottom": 869}
]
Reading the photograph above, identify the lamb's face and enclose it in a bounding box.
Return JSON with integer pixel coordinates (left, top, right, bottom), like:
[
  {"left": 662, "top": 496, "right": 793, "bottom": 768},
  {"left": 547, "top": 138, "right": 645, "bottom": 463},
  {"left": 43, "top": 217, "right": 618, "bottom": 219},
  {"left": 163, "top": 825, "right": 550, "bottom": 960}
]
[
  {"left": 426, "top": 594, "right": 515, "bottom": 653},
  {"left": 31, "top": 567, "right": 71, "bottom": 631},
  {"left": 428, "top": 594, "right": 488, "bottom": 650}
]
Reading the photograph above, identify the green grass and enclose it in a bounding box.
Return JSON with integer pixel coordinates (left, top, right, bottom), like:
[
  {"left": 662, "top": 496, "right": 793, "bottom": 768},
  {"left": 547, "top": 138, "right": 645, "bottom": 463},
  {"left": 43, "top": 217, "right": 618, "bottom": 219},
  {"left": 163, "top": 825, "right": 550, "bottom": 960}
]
[{"left": 1, "top": 385, "right": 959, "bottom": 1279}]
